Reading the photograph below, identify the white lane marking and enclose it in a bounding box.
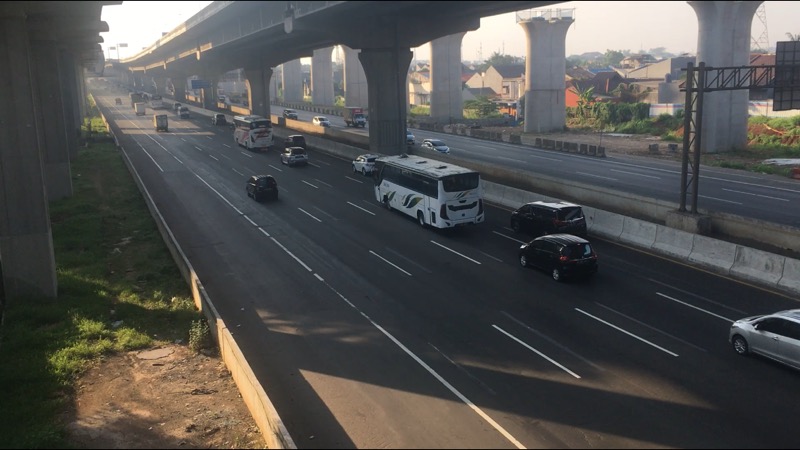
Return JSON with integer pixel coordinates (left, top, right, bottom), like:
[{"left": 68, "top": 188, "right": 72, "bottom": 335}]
[
  {"left": 655, "top": 292, "right": 735, "bottom": 322},
  {"left": 346, "top": 176, "right": 365, "bottom": 184},
  {"left": 309, "top": 162, "right": 321, "bottom": 168},
  {"left": 493, "top": 325, "right": 581, "bottom": 379},
  {"left": 269, "top": 164, "right": 283, "bottom": 172},
  {"left": 369, "top": 250, "right": 412, "bottom": 276},
  {"left": 194, "top": 146, "right": 203, "bottom": 152},
  {"left": 301, "top": 180, "right": 319, "bottom": 189},
  {"left": 137, "top": 142, "right": 165, "bottom": 172},
  {"left": 594, "top": 303, "right": 708, "bottom": 353},
  {"left": 493, "top": 230, "right": 527, "bottom": 244},
  {"left": 192, "top": 173, "right": 244, "bottom": 215},
  {"left": 721, "top": 188, "right": 789, "bottom": 202},
  {"left": 575, "top": 308, "right": 679, "bottom": 357},
  {"left": 209, "top": 155, "right": 219, "bottom": 161},
  {"left": 348, "top": 201, "right": 376, "bottom": 216},
  {"left": 576, "top": 171, "right": 618, "bottom": 181},
  {"left": 430, "top": 240, "right": 482, "bottom": 265},
  {"left": 240, "top": 152, "right": 254, "bottom": 158},
  {"left": 223, "top": 144, "right": 232, "bottom": 148},
  {"left": 232, "top": 168, "right": 246, "bottom": 177},
  {"left": 243, "top": 215, "right": 258, "bottom": 227},
  {"left": 269, "top": 236, "right": 313, "bottom": 271},
  {"left": 314, "top": 178, "right": 333, "bottom": 188},
  {"left": 610, "top": 169, "right": 661, "bottom": 179},
  {"left": 698, "top": 195, "right": 742, "bottom": 205},
  {"left": 298, "top": 208, "right": 322, "bottom": 222}
]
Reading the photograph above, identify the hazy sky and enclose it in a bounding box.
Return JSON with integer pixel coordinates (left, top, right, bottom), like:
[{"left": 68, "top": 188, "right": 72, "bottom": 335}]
[{"left": 100, "top": 1, "right": 799, "bottom": 61}]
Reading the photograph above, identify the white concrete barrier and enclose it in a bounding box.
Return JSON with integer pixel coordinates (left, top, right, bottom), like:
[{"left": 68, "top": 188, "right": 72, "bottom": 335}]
[
  {"left": 619, "top": 217, "right": 657, "bottom": 248},
  {"left": 587, "top": 208, "right": 623, "bottom": 239},
  {"left": 730, "top": 246, "right": 786, "bottom": 285},
  {"left": 778, "top": 257, "right": 800, "bottom": 294},
  {"left": 688, "top": 235, "right": 736, "bottom": 274},
  {"left": 652, "top": 225, "right": 694, "bottom": 259}
]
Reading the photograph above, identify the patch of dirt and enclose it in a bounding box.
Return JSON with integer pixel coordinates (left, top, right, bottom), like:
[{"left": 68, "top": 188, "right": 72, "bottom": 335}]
[{"left": 63, "top": 344, "right": 267, "bottom": 449}]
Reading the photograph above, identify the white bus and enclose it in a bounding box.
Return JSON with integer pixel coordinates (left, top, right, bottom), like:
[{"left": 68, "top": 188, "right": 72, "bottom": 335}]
[
  {"left": 149, "top": 94, "right": 164, "bottom": 109},
  {"left": 373, "top": 154, "right": 484, "bottom": 228},
  {"left": 233, "top": 115, "right": 274, "bottom": 151}
]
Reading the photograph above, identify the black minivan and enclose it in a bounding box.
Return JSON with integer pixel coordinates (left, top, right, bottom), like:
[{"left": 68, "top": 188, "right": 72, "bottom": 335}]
[
  {"left": 246, "top": 175, "right": 278, "bottom": 202},
  {"left": 510, "top": 201, "right": 587, "bottom": 237}
]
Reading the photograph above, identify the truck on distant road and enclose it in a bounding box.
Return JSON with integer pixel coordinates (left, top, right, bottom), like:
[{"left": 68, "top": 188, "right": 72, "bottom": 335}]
[
  {"left": 343, "top": 107, "right": 367, "bottom": 128},
  {"left": 134, "top": 102, "right": 146, "bottom": 116},
  {"left": 129, "top": 92, "right": 144, "bottom": 108}
]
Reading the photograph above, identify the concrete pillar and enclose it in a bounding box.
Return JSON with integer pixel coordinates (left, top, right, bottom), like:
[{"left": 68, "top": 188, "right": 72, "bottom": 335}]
[
  {"left": 312, "top": 46, "right": 334, "bottom": 106},
  {"left": 430, "top": 32, "right": 466, "bottom": 123},
  {"left": 282, "top": 59, "right": 303, "bottom": 103},
  {"left": 76, "top": 62, "right": 88, "bottom": 125},
  {"left": 343, "top": 46, "right": 368, "bottom": 107},
  {"left": 518, "top": 15, "right": 573, "bottom": 133},
  {"left": 689, "top": 0, "right": 761, "bottom": 153},
  {"left": 244, "top": 66, "right": 272, "bottom": 117},
  {"left": 59, "top": 50, "right": 80, "bottom": 161},
  {"left": 269, "top": 66, "right": 279, "bottom": 102},
  {"left": 0, "top": 10, "right": 58, "bottom": 299},
  {"left": 171, "top": 76, "right": 186, "bottom": 102},
  {"left": 153, "top": 76, "right": 167, "bottom": 95},
  {"left": 359, "top": 48, "right": 413, "bottom": 155},
  {"left": 30, "top": 30, "right": 72, "bottom": 201}
]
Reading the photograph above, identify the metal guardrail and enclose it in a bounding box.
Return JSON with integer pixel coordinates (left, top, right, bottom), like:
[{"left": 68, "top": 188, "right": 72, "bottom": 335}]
[{"left": 516, "top": 8, "right": 575, "bottom": 22}]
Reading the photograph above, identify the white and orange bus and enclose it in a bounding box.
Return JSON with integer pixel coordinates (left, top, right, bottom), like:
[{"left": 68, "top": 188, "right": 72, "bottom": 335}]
[{"left": 233, "top": 115, "right": 274, "bottom": 151}]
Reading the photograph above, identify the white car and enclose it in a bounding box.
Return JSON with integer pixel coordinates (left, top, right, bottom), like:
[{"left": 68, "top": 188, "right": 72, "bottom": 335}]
[
  {"left": 312, "top": 116, "right": 331, "bottom": 127},
  {"left": 352, "top": 154, "right": 380, "bottom": 176},
  {"left": 421, "top": 138, "right": 450, "bottom": 154}
]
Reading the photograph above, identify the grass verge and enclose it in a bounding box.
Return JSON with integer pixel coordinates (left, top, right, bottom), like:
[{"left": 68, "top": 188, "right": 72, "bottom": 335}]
[{"left": 0, "top": 124, "right": 199, "bottom": 448}]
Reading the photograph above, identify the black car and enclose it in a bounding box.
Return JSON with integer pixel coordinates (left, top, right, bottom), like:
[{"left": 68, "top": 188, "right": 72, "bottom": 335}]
[
  {"left": 246, "top": 175, "right": 278, "bottom": 201},
  {"left": 510, "top": 201, "right": 587, "bottom": 237},
  {"left": 283, "top": 109, "right": 298, "bottom": 120},
  {"left": 519, "top": 234, "right": 598, "bottom": 282},
  {"left": 212, "top": 113, "right": 227, "bottom": 126},
  {"left": 284, "top": 134, "right": 306, "bottom": 150}
]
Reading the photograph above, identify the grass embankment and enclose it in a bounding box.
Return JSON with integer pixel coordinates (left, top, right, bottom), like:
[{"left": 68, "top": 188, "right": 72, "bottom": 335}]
[{"left": 0, "top": 113, "right": 203, "bottom": 448}]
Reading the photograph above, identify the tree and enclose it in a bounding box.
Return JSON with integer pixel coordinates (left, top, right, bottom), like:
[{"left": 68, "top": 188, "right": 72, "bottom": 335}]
[
  {"left": 476, "top": 51, "right": 524, "bottom": 73},
  {"left": 786, "top": 32, "right": 800, "bottom": 41},
  {"left": 464, "top": 96, "right": 498, "bottom": 118},
  {"left": 604, "top": 50, "right": 626, "bottom": 67},
  {"left": 612, "top": 83, "right": 652, "bottom": 103},
  {"left": 572, "top": 85, "right": 595, "bottom": 119}
]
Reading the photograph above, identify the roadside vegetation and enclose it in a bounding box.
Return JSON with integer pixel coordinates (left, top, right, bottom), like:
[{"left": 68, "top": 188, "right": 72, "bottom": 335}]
[{"left": 0, "top": 102, "right": 204, "bottom": 448}]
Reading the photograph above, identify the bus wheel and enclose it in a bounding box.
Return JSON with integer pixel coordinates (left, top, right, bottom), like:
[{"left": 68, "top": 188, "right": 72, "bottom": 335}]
[
  {"left": 417, "top": 212, "right": 425, "bottom": 227},
  {"left": 383, "top": 195, "right": 391, "bottom": 211}
]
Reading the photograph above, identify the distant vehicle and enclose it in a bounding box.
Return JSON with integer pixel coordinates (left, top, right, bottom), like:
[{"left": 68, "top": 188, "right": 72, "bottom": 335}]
[
  {"left": 406, "top": 130, "right": 415, "bottom": 147},
  {"left": 420, "top": 138, "right": 450, "bottom": 154},
  {"left": 312, "top": 116, "right": 331, "bottom": 127},
  {"left": 134, "top": 102, "right": 146, "bottom": 116},
  {"left": 114, "top": 98, "right": 122, "bottom": 105},
  {"left": 510, "top": 201, "right": 587, "bottom": 238},
  {"left": 730, "top": 309, "right": 800, "bottom": 371},
  {"left": 173, "top": 102, "right": 182, "bottom": 111},
  {"left": 281, "top": 147, "right": 309, "bottom": 166},
  {"left": 518, "top": 234, "right": 598, "bottom": 282},
  {"left": 212, "top": 113, "right": 227, "bottom": 126},
  {"left": 373, "top": 154, "right": 484, "bottom": 228},
  {"left": 246, "top": 175, "right": 278, "bottom": 202},
  {"left": 283, "top": 109, "right": 298, "bottom": 120},
  {"left": 352, "top": 154, "right": 379, "bottom": 176},
  {"left": 284, "top": 134, "right": 306, "bottom": 150},
  {"left": 178, "top": 106, "right": 190, "bottom": 119},
  {"left": 153, "top": 114, "right": 168, "bottom": 132},
  {"left": 343, "top": 107, "right": 367, "bottom": 127},
  {"left": 129, "top": 91, "right": 144, "bottom": 108},
  {"left": 149, "top": 94, "right": 164, "bottom": 109},
  {"left": 233, "top": 115, "right": 273, "bottom": 151}
]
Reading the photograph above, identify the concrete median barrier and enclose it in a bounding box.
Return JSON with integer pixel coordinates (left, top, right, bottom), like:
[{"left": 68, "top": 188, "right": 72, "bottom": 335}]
[
  {"left": 688, "top": 235, "right": 736, "bottom": 274},
  {"left": 730, "top": 246, "right": 786, "bottom": 286},
  {"left": 619, "top": 217, "right": 658, "bottom": 248},
  {"left": 652, "top": 225, "right": 694, "bottom": 259},
  {"left": 778, "top": 257, "right": 800, "bottom": 293},
  {"left": 587, "top": 208, "right": 623, "bottom": 239}
]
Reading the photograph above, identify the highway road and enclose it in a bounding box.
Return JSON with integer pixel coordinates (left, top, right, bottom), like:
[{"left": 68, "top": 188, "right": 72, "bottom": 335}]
[
  {"left": 93, "top": 81, "right": 800, "bottom": 448},
  {"left": 272, "top": 106, "right": 800, "bottom": 232}
]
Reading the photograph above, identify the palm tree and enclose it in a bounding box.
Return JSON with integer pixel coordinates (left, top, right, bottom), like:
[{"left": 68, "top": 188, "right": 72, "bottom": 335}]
[
  {"left": 611, "top": 82, "right": 652, "bottom": 103},
  {"left": 786, "top": 32, "right": 800, "bottom": 41},
  {"left": 572, "top": 84, "right": 595, "bottom": 119}
]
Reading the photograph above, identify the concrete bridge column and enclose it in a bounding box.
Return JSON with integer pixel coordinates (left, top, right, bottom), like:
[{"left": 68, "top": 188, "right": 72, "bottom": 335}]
[
  {"left": 518, "top": 14, "right": 574, "bottom": 133},
  {"left": 0, "top": 9, "right": 58, "bottom": 300},
  {"left": 689, "top": 0, "right": 761, "bottom": 153},
  {"left": 244, "top": 66, "right": 272, "bottom": 117},
  {"left": 359, "top": 47, "right": 413, "bottom": 155},
  {"left": 171, "top": 76, "right": 187, "bottom": 102},
  {"left": 153, "top": 76, "right": 167, "bottom": 96},
  {"left": 430, "top": 32, "right": 466, "bottom": 123},
  {"left": 59, "top": 50, "right": 81, "bottom": 160},
  {"left": 281, "top": 59, "right": 303, "bottom": 103},
  {"left": 269, "top": 66, "right": 279, "bottom": 102},
  {"left": 30, "top": 28, "right": 72, "bottom": 201},
  {"left": 312, "top": 47, "right": 335, "bottom": 106},
  {"left": 343, "top": 46, "right": 368, "bottom": 107}
]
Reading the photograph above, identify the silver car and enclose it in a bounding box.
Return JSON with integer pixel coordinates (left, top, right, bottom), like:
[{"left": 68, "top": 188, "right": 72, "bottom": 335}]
[
  {"left": 729, "top": 309, "right": 800, "bottom": 370},
  {"left": 421, "top": 138, "right": 450, "bottom": 154}
]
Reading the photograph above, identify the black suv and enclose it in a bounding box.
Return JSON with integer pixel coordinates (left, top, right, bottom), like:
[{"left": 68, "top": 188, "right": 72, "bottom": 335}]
[
  {"left": 246, "top": 175, "right": 278, "bottom": 201},
  {"left": 510, "top": 201, "right": 587, "bottom": 237},
  {"left": 519, "top": 234, "right": 598, "bottom": 282},
  {"left": 283, "top": 109, "right": 298, "bottom": 120}
]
